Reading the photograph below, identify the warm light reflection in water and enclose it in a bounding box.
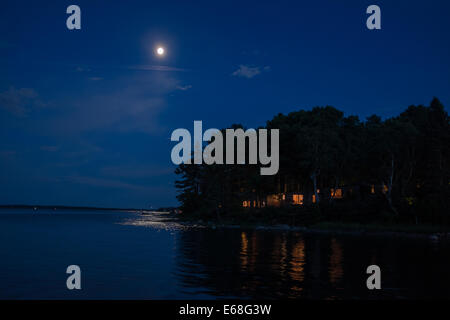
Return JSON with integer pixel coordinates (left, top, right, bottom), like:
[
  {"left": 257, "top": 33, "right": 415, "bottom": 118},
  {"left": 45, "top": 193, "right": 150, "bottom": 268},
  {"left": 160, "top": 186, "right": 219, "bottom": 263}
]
[
  {"left": 240, "top": 232, "right": 248, "bottom": 270},
  {"left": 169, "top": 220, "right": 450, "bottom": 299},
  {"left": 250, "top": 233, "right": 257, "bottom": 272},
  {"left": 176, "top": 229, "right": 352, "bottom": 299},
  {"left": 280, "top": 235, "right": 288, "bottom": 274},
  {"left": 289, "top": 238, "right": 305, "bottom": 292},
  {"left": 122, "top": 214, "right": 349, "bottom": 298},
  {"left": 329, "top": 238, "right": 344, "bottom": 284}
]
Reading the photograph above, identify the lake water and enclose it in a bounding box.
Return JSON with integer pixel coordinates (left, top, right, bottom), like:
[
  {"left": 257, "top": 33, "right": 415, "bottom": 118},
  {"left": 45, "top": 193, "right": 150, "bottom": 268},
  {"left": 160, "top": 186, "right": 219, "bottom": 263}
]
[{"left": 0, "top": 209, "right": 449, "bottom": 299}]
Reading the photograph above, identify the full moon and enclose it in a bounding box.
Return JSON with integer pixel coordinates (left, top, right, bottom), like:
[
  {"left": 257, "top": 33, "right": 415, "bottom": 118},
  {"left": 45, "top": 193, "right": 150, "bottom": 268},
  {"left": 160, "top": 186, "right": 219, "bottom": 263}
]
[{"left": 156, "top": 47, "right": 165, "bottom": 56}]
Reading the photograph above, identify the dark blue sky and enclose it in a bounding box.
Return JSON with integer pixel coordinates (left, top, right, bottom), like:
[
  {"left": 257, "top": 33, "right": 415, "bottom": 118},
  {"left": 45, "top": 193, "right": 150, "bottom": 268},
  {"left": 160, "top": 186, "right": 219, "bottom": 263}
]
[{"left": 1, "top": 0, "right": 449, "bottom": 208}]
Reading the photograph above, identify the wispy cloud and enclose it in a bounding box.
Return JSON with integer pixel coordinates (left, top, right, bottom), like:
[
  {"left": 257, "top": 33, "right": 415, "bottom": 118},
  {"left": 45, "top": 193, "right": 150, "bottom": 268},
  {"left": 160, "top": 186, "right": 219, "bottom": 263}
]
[
  {"left": 76, "top": 66, "right": 91, "bottom": 72},
  {"left": 0, "top": 87, "right": 46, "bottom": 117},
  {"left": 176, "top": 84, "right": 192, "bottom": 91},
  {"left": 231, "top": 65, "right": 270, "bottom": 79},
  {"left": 61, "top": 141, "right": 103, "bottom": 159},
  {"left": 128, "top": 65, "right": 188, "bottom": 72},
  {"left": 46, "top": 72, "right": 180, "bottom": 134},
  {"left": 100, "top": 164, "right": 174, "bottom": 178},
  {"left": 63, "top": 175, "right": 158, "bottom": 193},
  {"left": 88, "top": 77, "right": 103, "bottom": 81}
]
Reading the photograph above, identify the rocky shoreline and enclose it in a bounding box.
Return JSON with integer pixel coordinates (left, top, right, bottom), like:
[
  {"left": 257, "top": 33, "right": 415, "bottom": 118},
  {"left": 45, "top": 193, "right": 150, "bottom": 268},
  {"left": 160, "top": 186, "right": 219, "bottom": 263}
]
[{"left": 174, "top": 219, "right": 450, "bottom": 243}]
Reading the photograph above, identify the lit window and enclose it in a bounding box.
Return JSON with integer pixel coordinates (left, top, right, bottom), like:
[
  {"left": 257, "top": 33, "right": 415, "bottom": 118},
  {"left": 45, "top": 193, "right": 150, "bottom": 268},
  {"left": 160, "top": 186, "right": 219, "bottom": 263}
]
[
  {"left": 333, "top": 189, "right": 343, "bottom": 199},
  {"left": 293, "top": 194, "right": 304, "bottom": 205}
]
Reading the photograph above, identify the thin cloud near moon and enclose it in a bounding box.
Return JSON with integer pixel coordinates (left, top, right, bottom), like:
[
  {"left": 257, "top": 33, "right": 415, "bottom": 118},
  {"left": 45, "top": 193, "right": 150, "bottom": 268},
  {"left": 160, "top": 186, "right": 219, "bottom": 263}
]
[{"left": 128, "top": 65, "right": 188, "bottom": 72}]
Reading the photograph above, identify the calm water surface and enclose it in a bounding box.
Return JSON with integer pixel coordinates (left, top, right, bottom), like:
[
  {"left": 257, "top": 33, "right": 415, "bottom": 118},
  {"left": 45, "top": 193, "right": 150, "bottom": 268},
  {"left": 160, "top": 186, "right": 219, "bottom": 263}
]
[{"left": 0, "top": 209, "right": 449, "bottom": 299}]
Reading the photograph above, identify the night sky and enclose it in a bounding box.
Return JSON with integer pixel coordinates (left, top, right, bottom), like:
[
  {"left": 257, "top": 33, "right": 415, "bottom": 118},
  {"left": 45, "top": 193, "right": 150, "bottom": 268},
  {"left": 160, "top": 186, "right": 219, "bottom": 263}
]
[{"left": 1, "top": 0, "right": 449, "bottom": 208}]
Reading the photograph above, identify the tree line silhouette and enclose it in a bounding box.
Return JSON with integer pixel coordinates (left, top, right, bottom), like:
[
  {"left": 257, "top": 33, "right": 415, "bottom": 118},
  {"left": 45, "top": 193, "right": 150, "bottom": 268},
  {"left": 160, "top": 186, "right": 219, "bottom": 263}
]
[{"left": 175, "top": 98, "right": 450, "bottom": 226}]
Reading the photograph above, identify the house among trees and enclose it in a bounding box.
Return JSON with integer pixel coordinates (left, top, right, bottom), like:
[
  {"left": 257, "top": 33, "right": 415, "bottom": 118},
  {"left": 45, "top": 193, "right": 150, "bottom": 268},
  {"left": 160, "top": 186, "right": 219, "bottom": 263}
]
[
  {"left": 175, "top": 98, "right": 450, "bottom": 225},
  {"left": 241, "top": 185, "right": 392, "bottom": 208}
]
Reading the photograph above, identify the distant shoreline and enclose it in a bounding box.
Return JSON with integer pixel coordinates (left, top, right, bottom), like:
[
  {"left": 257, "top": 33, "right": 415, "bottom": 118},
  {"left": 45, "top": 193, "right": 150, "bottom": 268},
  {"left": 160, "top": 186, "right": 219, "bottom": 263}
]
[{"left": 0, "top": 204, "right": 145, "bottom": 212}]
